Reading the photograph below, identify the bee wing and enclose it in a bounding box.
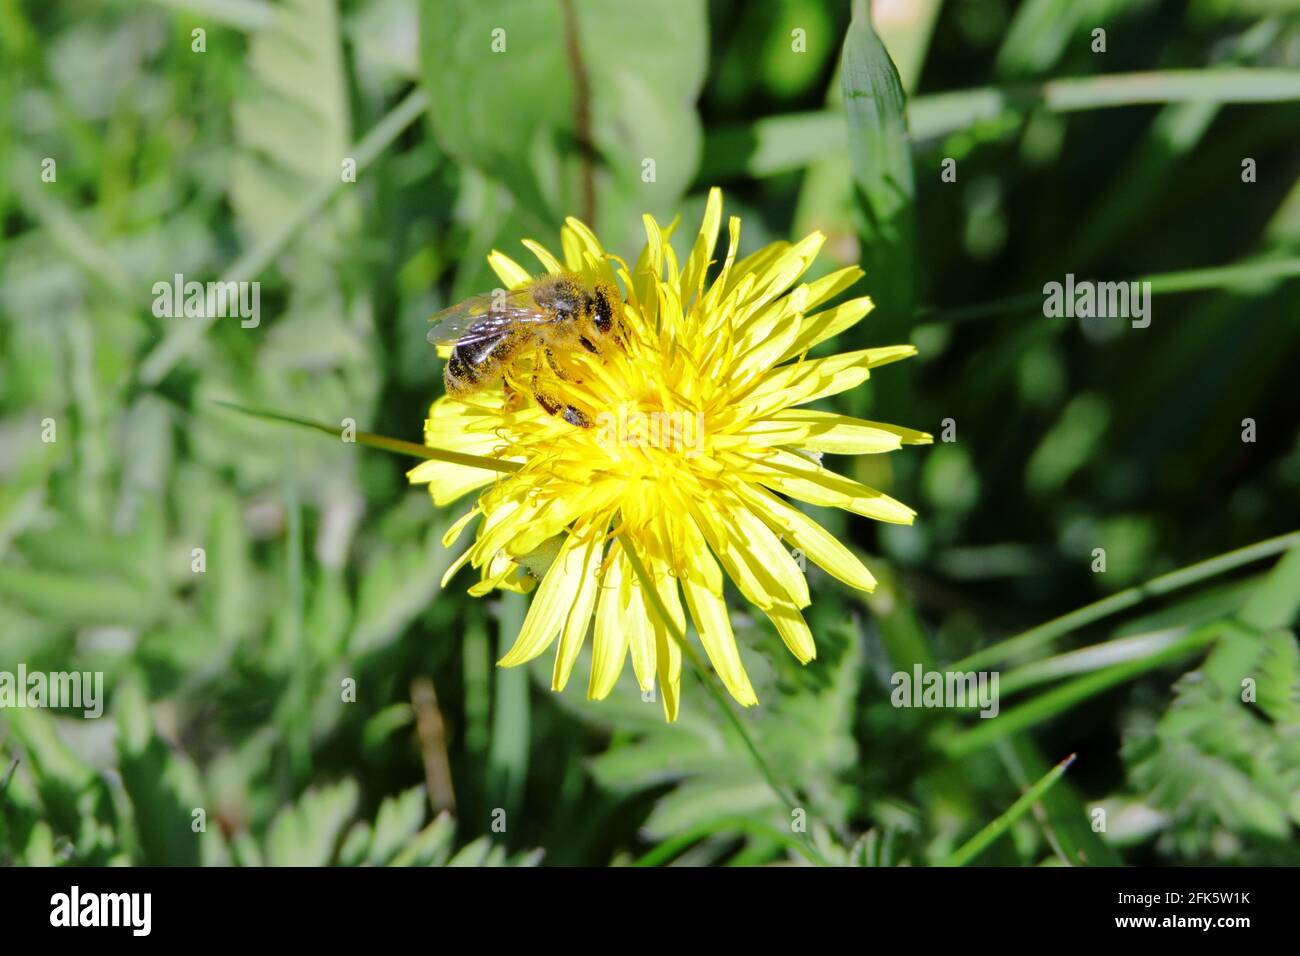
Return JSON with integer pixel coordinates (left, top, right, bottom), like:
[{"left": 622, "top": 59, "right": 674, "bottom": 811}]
[{"left": 426, "top": 288, "right": 558, "bottom": 347}]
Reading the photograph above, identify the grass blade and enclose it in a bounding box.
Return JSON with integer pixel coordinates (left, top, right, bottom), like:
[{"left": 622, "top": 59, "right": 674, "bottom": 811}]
[
  {"left": 941, "top": 752, "right": 1077, "bottom": 867},
  {"left": 941, "top": 622, "right": 1233, "bottom": 759},
  {"left": 953, "top": 530, "right": 1300, "bottom": 671},
  {"left": 702, "top": 69, "right": 1300, "bottom": 178}
]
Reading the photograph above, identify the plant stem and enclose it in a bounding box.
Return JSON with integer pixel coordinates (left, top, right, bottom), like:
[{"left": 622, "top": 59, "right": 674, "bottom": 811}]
[
  {"left": 213, "top": 400, "right": 520, "bottom": 473},
  {"left": 940, "top": 752, "right": 1076, "bottom": 867}
]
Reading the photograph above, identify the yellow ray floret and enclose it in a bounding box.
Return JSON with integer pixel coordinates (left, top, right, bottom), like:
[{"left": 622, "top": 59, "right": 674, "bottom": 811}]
[{"left": 410, "top": 188, "right": 929, "bottom": 720}]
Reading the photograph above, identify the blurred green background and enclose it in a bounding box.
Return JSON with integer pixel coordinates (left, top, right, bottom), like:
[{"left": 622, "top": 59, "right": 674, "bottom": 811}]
[{"left": 2, "top": 0, "right": 1299, "bottom": 867}]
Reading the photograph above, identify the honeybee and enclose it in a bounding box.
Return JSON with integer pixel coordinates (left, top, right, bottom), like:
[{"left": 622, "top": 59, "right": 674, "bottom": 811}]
[{"left": 427, "top": 272, "right": 624, "bottom": 428}]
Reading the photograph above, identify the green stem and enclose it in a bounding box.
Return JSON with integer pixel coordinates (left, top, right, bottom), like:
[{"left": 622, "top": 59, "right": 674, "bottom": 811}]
[
  {"left": 214, "top": 400, "right": 520, "bottom": 473},
  {"left": 940, "top": 752, "right": 1076, "bottom": 867},
  {"left": 952, "top": 530, "right": 1300, "bottom": 671}
]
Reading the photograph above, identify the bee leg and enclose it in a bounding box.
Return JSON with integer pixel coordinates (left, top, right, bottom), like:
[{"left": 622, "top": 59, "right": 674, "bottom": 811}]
[
  {"left": 562, "top": 406, "right": 592, "bottom": 428},
  {"left": 530, "top": 374, "right": 562, "bottom": 417},
  {"left": 546, "top": 346, "right": 587, "bottom": 387},
  {"left": 501, "top": 379, "right": 525, "bottom": 414},
  {"left": 545, "top": 347, "right": 570, "bottom": 380},
  {"left": 530, "top": 373, "right": 590, "bottom": 429}
]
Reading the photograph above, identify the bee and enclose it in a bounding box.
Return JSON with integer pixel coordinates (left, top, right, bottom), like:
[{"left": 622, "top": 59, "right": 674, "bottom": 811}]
[{"left": 427, "top": 272, "right": 624, "bottom": 428}]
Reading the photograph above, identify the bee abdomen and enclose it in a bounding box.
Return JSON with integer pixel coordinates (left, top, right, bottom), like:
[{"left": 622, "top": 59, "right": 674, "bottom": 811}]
[{"left": 445, "top": 344, "right": 487, "bottom": 395}]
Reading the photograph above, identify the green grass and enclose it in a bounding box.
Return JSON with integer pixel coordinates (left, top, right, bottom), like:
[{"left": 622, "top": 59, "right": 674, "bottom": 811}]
[{"left": 1, "top": 0, "right": 1299, "bottom": 869}]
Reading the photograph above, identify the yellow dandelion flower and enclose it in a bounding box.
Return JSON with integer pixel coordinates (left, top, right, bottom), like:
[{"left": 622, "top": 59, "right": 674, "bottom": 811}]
[{"left": 410, "top": 188, "right": 929, "bottom": 720}]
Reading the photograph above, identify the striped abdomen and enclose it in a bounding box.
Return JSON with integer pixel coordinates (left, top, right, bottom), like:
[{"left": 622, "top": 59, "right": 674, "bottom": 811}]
[{"left": 444, "top": 328, "right": 524, "bottom": 396}]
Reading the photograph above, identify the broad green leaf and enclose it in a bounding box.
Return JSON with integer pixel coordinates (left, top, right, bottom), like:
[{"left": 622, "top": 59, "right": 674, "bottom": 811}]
[
  {"left": 445, "top": 835, "right": 492, "bottom": 867},
  {"left": 1254, "top": 631, "right": 1300, "bottom": 726},
  {"left": 841, "top": 0, "right": 915, "bottom": 329},
  {"left": 337, "top": 821, "right": 373, "bottom": 867},
  {"left": 487, "top": 592, "right": 529, "bottom": 822}
]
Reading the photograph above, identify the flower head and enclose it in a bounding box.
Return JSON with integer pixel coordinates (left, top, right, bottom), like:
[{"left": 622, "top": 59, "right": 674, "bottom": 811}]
[{"left": 410, "top": 189, "right": 929, "bottom": 720}]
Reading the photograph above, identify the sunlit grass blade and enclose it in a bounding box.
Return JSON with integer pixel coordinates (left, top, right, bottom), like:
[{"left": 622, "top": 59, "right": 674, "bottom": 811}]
[
  {"left": 997, "top": 738, "right": 1121, "bottom": 867},
  {"left": 953, "top": 530, "right": 1300, "bottom": 671},
  {"left": 914, "top": 68, "right": 1300, "bottom": 136},
  {"left": 998, "top": 627, "right": 1192, "bottom": 696},
  {"left": 213, "top": 399, "right": 519, "bottom": 472},
  {"left": 702, "top": 69, "right": 1300, "bottom": 178},
  {"left": 940, "top": 752, "right": 1076, "bottom": 867},
  {"left": 940, "top": 621, "right": 1236, "bottom": 759}
]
